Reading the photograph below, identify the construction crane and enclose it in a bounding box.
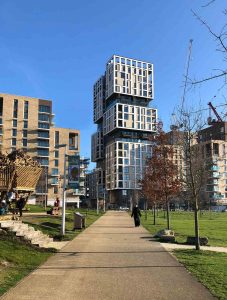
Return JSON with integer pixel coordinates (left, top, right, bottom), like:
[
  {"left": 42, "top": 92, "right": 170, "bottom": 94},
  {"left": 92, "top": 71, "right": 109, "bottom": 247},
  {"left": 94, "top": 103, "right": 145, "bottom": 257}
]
[
  {"left": 170, "top": 39, "right": 193, "bottom": 130},
  {"left": 207, "top": 101, "right": 223, "bottom": 125}
]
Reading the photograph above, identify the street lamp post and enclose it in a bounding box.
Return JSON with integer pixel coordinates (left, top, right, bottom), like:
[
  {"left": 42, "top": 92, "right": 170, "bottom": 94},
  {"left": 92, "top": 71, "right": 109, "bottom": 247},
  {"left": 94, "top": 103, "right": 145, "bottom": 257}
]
[{"left": 56, "top": 144, "right": 67, "bottom": 236}]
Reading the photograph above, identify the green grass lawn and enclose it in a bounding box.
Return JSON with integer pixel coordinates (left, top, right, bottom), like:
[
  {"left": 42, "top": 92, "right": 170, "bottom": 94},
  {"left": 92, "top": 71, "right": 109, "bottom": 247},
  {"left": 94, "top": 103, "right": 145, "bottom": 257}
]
[
  {"left": 174, "top": 250, "right": 227, "bottom": 300},
  {"left": 140, "top": 210, "right": 227, "bottom": 247},
  {"left": 0, "top": 233, "right": 53, "bottom": 296},
  {"left": 22, "top": 207, "right": 104, "bottom": 240}
]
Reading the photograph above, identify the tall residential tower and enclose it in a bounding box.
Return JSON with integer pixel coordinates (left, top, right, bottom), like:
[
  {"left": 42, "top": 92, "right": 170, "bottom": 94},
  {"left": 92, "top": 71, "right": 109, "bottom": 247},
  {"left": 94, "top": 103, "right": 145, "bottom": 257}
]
[{"left": 91, "top": 55, "right": 157, "bottom": 206}]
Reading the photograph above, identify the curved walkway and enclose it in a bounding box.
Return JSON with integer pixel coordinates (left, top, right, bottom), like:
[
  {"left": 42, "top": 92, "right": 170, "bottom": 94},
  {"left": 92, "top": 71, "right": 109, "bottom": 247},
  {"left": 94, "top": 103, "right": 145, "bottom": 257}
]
[{"left": 1, "top": 211, "right": 214, "bottom": 300}]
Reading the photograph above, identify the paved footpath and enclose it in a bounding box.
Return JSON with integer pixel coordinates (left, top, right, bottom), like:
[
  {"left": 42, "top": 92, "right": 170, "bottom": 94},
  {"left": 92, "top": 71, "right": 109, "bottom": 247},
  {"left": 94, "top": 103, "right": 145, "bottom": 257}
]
[{"left": 2, "top": 211, "right": 214, "bottom": 300}]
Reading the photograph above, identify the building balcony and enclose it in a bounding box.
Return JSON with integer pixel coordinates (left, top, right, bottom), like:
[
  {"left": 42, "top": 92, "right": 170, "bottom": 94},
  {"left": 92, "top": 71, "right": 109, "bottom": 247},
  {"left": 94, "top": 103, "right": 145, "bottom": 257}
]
[
  {"left": 37, "top": 145, "right": 49, "bottom": 149},
  {"left": 37, "top": 154, "right": 50, "bottom": 158},
  {"left": 38, "top": 126, "right": 50, "bottom": 131},
  {"left": 37, "top": 136, "right": 50, "bottom": 140},
  {"left": 51, "top": 173, "right": 59, "bottom": 177}
]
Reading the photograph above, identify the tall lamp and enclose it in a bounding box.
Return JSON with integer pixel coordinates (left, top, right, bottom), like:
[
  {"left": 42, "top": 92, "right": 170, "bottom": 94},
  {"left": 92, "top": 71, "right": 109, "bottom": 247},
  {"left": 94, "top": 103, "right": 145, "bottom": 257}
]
[{"left": 56, "top": 144, "right": 67, "bottom": 235}]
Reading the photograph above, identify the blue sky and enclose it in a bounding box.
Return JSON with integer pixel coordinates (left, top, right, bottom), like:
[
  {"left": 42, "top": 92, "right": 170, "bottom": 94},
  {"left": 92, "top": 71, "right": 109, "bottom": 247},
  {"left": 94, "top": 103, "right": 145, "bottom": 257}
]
[{"left": 0, "top": 0, "right": 226, "bottom": 165}]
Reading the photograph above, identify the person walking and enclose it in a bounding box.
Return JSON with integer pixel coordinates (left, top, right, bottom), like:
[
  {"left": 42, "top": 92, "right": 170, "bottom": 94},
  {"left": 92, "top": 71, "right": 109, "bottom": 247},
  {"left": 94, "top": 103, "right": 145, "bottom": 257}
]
[{"left": 131, "top": 204, "right": 141, "bottom": 227}]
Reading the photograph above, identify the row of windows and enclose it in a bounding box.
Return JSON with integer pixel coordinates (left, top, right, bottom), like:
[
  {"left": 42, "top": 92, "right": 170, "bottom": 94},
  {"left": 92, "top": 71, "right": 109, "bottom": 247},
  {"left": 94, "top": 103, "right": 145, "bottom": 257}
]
[
  {"left": 13, "top": 100, "right": 29, "bottom": 119},
  {"left": 12, "top": 119, "right": 28, "bottom": 128},
  {"left": 39, "top": 105, "right": 51, "bottom": 113},
  {"left": 12, "top": 138, "right": 28, "bottom": 147},
  {"left": 38, "top": 114, "right": 50, "bottom": 122},
  {"left": 114, "top": 57, "right": 152, "bottom": 69}
]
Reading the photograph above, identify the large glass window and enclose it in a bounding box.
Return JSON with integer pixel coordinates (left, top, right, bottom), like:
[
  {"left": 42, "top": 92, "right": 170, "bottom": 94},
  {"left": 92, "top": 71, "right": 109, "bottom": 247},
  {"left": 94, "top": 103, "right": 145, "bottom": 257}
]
[
  {"left": 37, "top": 149, "right": 49, "bottom": 156},
  {"left": 69, "top": 133, "right": 78, "bottom": 150},
  {"left": 0, "top": 97, "right": 3, "bottom": 116},
  {"left": 37, "top": 158, "right": 49, "bottom": 166},
  {"left": 38, "top": 123, "right": 49, "bottom": 129},
  {"left": 24, "top": 101, "right": 29, "bottom": 119},
  {"left": 13, "top": 99, "right": 18, "bottom": 118},
  {"left": 38, "top": 140, "right": 49, "bottom": 147},
  {"left": 54, "top": 159, "right": 59, "bottom": 167},
  {"left": 38, "top": 131, "right": 49, "bottom": 138},
  {"left": 12, "top": 138, "right": 16, "bottom": 146},
  {"left": 51, "top": 168, "right": 59, "bottom": 175},
  {"left": 38, "top": 114, "right": 50, "bottom": 122},
  {"left": 39, "top": 105, "right": 51, "bottom": 113},
  {"left": 55, "top": 131, "right": 59, "bottom": 146},
  {"left": 55, "top": 151, "right": 59, "bottom": 158},
  {"left": 13, "top": 119, "right": 17, "bottom": 128},
  {"left": 12, "top": 129, "right": 17, "bottom": 136},
  {"left": 22, "top": 139, "right": 27, "bottom": 147},
  {"left": 24, "top": 120, "right": 28, "bottom": 128},
  {"left": 23, "top": 130, "right": 28, "bottom": 138}
]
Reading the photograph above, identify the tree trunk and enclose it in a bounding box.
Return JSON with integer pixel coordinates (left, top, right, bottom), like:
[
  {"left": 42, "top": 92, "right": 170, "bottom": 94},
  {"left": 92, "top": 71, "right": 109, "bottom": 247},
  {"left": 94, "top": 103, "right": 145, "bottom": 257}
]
[
  {"left": 194, "top": 197, "right": 200, "bottom": 250},
  {"left": 166, "top": 200, "right": 170, "bottom": 230},
  {"left": 153, "top": 203, "right": 156, "bottom": 225},
  {"left": 145, "top": 200, "right": 147, "bottom": 221}
]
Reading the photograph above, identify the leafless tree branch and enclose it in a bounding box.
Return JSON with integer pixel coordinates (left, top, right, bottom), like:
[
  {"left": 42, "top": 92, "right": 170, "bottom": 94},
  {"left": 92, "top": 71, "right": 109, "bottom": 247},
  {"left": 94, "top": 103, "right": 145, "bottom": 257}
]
[
  {"left": 191, "top": 9, "right": 227, "bottom": 53},
  {"left": 190, "top": 71, "right": 227, "bottom": 85},
  {"left": 202, "top": 0, "right": 216, "bottom": 8}
]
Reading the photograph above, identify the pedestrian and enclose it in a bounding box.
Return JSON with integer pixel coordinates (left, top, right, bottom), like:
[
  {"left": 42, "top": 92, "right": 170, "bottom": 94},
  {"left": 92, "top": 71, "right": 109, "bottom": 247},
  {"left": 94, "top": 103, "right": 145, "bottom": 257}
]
[
  {"left": 16, "top": 197, "right": 25, "bottom": 217},
  {"left": 131, "top": 204, "right": 141, "bottom": 227}
]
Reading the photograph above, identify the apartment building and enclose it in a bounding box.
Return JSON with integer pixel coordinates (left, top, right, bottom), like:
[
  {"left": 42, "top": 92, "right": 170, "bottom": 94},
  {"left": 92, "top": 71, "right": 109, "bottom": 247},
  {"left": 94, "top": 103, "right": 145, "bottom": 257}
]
[
  {"left": 198, "top": 122, "right": 227, "bottom": 208},
  {"left": 0, "top": 93, "right": 86, "bottom": 206},
  {"left": 91, "top": 55, "right": 157, "bottom": 206}
]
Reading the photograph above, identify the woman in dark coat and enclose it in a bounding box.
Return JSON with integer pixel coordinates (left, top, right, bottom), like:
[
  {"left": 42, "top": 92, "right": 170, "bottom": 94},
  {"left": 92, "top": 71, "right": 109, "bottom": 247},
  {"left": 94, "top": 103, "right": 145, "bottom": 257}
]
[{"left": 131, "top": 205, "right": 141, "bottom": 227}]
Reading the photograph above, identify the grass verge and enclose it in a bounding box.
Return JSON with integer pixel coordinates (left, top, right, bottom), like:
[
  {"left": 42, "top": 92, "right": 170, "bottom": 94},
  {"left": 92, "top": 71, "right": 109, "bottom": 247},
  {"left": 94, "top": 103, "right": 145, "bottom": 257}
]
[
  {"left": 174, "top": 250, "right": 227, "bottom": 300},
  {"left": 22, "top": 208, "right": 104, "bottom": 241},
  {"left": 0, "top": 233, "right": 53, "bottom": 296},
  {"left": 140, "top": 210, "right": 227, "bottom": 246}
]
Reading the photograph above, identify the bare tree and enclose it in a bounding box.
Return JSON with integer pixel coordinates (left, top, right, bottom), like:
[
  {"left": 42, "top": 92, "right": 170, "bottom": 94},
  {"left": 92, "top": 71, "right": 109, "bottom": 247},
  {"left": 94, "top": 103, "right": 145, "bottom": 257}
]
[
  {"left": 190, "top": 5, "right": 227, "bottom": 85},
  {"left": 176, "top": 107, "right": 208, "bottom": 250}
]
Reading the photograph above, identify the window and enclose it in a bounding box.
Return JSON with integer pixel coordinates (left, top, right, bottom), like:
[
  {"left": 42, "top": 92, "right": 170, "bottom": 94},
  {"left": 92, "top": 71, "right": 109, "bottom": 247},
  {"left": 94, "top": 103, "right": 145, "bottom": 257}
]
[
  {"left": 54, "top": 159, "right": 59, "bottom": 167},
  {"left": 22, "top": 139, "right": 27, "bottom": 147},
  {"left": 21, "top": 130, "right": 27, "bottom": 138},
  {"left": 124, "top": 167, "right": 129, "bottom": 173},
  {"left": 53, "top": 186, "right": 58, "bottom": 194},
  {"left": 37, "top": 158, "right": 49, "bottom": 166},
  {"left": 37, "top": 149, "right": 49, "bottom": 156},
  {"left": 24, "top": 101, "right": 29, "bottom": 119},
  {"left": 39, "top": 105, "right": 51, "bottom": 113},
  {"left": 13, "top": 99, "right": 18, "bottom": 118},
  {"left": 124, "top": 114, "right": 129, "bottom": 120},
  {"left": 69, "top": 133, "right": 78, "bottom": 150},
  {"left": 55, "top": 151, "right": 59, "bottom": 158},
  {"left": 0, "top": 97, "right": 3, "bottom": 116},
  {"left": 124, "top": 159, "right": 129, "bottom": 165},
  {"left": 37, "top": 131, "right": 49, "bottom": 138},
  {"left": 12, "top": 129, "right": 17, "bottom": 136},
  {"left": 124, "top": 106, "right": 128, "bottom": 113},
  {"left": 24, "top": 121, "right": 28, "bottom": 128},
  {"left": 13, "top": 119, "right": 17, "bottom": 127},
  {"left": 38, "top": 114, "right": 50, "bottom": 122},
  {"left": 38, "top": 123, "right": 49, "bottom": 129},
  {"left": 12, "top": 138, "right": 16, "bottom": 146},
  {"left": 55, "top": 131, "right": 59, "bottom": 147},
  {"left": 38, "top": 140, "right": 49, "bottom": 147},
  {"left": 51, "top": 168, "right": 59, "bottom": 175}
]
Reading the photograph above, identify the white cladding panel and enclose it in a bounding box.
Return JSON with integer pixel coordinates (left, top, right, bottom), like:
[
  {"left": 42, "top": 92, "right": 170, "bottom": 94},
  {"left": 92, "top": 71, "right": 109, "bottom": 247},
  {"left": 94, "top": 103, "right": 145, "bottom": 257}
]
[
  {"left": 105, "top": 140, "right": 151, "bottom": 190},
  {"left": 106, "top": 55, "right": 154, "bottom": 100},
  {"left": 103, "top": 103, "right": 157, "bottom": 135}
]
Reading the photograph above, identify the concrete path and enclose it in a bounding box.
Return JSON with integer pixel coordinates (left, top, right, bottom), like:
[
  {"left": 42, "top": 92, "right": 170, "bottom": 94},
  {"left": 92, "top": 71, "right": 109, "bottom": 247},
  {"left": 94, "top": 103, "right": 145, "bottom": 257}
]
[{"left": 1, "top": 211, "right": 214, "bottom": 300}]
